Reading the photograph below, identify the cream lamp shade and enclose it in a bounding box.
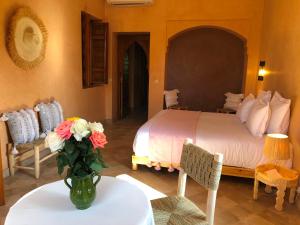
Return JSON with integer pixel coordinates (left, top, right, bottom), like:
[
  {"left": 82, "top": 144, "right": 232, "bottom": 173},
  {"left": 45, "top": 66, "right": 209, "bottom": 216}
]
[{"left": 263, "top": 134, "right": 290, "bottom": 160}]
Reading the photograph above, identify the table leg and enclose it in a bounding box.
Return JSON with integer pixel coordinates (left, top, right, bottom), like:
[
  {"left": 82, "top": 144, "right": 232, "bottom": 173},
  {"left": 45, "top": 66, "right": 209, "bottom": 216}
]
[
  {"left": 275, "top": 181, "right": 287, "bottom": 211},
  {"left": 265, "top": 185, "right": 272, "bottom": 193},
  {"left": 253, "top": 177, "right": 259, "bottom": 200},
  {"left": 289, "top": 188, "right": 296, "bottom": 204}
]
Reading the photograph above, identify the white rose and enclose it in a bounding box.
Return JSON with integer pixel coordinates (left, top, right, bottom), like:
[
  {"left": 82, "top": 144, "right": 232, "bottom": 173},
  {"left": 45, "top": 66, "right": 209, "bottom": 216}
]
[
  {"left": 46, "top": 132, "right": 64, "bottom": 152},
  {"left": 89, "top": 122, "right": 104, "bottom": 133},
  {"left": 71, "top": 119, "right": 90, "bottom": 141}
]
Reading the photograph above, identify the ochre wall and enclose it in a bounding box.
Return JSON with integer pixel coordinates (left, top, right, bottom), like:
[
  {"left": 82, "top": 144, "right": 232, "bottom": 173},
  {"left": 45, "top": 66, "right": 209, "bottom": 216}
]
[
  {"left": 104, "top": 0, "right": 265, "bottom": 120},
  {"left": 260, "top": 0, "right": 300, "bottom": 171},
  {"left": 0, "top": 0, "right": 106, "bottom": 171}
]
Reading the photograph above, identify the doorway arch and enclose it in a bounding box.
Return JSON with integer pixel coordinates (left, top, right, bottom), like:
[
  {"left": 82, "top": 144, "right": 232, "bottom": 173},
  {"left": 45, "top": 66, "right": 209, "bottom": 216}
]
[
  {"left": 117, "top": 34, "right": 150, "bottom": 119},
  {"left": 165, "top": 26, "right": 247, "bottom": 111}
]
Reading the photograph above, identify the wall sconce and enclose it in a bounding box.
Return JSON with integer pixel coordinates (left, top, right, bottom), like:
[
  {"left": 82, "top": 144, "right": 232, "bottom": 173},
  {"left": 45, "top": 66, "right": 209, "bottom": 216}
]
[{"left": 258, "top": 61, "right": 266, "bottom": 81}]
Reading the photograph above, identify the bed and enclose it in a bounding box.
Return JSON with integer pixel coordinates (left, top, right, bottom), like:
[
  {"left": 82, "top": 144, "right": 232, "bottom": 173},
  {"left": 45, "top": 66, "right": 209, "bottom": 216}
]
[{"left": 132, "top": 109, "right": 292, "bottom": 178}]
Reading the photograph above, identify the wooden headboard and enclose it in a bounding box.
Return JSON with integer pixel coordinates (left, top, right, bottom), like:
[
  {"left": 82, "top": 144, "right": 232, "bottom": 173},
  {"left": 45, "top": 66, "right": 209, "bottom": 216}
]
[{"left": 165, "top": 27, "right": 247, "bottom": 112}]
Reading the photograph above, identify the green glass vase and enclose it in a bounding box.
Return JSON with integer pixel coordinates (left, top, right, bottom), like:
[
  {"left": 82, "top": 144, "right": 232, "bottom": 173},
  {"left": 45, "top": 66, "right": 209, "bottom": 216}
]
[{"left": 64, "top": 173, "right": 101, "bottom": 210}]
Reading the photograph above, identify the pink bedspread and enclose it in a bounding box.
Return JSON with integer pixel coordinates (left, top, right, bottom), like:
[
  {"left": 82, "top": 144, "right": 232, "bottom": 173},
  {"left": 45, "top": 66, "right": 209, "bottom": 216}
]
[{"left": 148, "top": 110, "right": 200, "bottom": 165}]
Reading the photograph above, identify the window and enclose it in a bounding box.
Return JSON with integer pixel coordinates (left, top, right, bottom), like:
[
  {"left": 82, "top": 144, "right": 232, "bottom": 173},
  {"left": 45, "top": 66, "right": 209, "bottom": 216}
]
[{"left": 81, "top": 11, "right": 108, "bottom": 88}]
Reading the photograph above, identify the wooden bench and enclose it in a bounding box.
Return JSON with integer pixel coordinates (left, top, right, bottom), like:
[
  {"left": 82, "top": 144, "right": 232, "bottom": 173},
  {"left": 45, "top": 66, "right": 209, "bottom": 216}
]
[{"left": 8, "top": 139, "right": 57, "bottom": 179}]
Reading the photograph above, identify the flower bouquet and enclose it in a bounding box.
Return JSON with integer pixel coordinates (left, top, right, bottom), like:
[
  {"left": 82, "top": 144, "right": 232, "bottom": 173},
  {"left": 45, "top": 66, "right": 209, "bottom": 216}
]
[{"left": 46, "top": 117, "right": 107, "bottom": 209}]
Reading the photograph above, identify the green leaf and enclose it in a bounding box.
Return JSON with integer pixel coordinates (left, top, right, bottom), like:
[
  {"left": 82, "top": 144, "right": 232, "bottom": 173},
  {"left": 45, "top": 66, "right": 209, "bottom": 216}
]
[
  {"left": 72, "top": 162, "right": 82, "bottom": 174},
  {"left": 64, "top": 141, "right": 75, "bottom": 155},
  {"left": 97, "top": 149, "right": 107, "bottom": 168},
  {"left": 77, "top": 142, "right": 88, "bottom": 150},
  {"left": 85, "top": 154, "right": 97, "bottom": 165},
  {"left": 68, "top": 150, "right": 80, "bottom": 165},
  {"left": 57, "top": 153, "right": 68, "bottom": 175},
  {"left": 90, "top": 161, "right": 103, "bottom": 172}
]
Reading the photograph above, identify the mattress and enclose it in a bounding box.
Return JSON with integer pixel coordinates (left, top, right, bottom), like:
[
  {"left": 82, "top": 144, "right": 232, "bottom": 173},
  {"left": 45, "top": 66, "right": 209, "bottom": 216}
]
[{"left": 133, "top": 110, "right": 292, "bottom": 169}]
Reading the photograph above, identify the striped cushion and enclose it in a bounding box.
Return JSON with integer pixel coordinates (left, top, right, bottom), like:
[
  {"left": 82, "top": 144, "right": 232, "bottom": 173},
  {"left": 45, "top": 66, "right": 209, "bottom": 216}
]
[
  {"left": 7, "top": 112, "right": 27, "bottom": 145},
  {"left": 25, "top": 109, "right": 40, "bottom": 140},
  {"left": 38, "top": 103, "right": 53, "bottom": 133},
  {"left": 19, "top": 109, "right": 35, "bottom": 142},
  {"left": 151, "top": 196, "right": 207, "bottom": 225},
  {"left": 52, "top": 100, "right": 64, "bottom": 123},
  {"left": 6, "top": 109, "right": 40, "bottom": 145},
  {"left": 37, "top": 101, "right": 64, "bottom": 133}
]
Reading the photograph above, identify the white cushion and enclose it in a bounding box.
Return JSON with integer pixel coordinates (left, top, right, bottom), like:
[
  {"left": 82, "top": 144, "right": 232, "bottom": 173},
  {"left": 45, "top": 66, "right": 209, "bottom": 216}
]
[
  {"left": 52, "top": 100, "right": 64, "bottom": 123},
  {"left": 164, "top": 89, "right": 179, "bottom": 108},
  {"left": 246, "top": 99, "right": 271, "bottom": 137},
  {"left": 38, "top": 103, "right": 53, "bottom": 133},
  {"left": 236, "top": 94, "right": 256, "bottom": 123},
  {"left": 225, "top": 98, "right": 242, "bottom": 104},
  {"left": 267, "top": 91, "right": 291, "bottom": 134},
  {"left": 257, "top": 90, "right": 272, "bottom": 103},
  {"left": 224, "top": 102, "right": 239, "bottom": 110},
  {"left": 37, "top": 101, "right": 64, "bottom": 133},
  {"left": 25, "top": 109, "right": 40, "bottom": 140},
  {"left": 19, "top": 109, "right": 36, "bottom": 142},
  {"left": 224, "top": 92, "right": 244, "bottom": 110},
  {"left": 6, "top": 109, "right": 40, "bottom": 146},
  {"left": 6, "top": 112, "right": 27, "bottom": 145},
  {"left": 225, "top": 92, "right": 244, "bottom": 101}
]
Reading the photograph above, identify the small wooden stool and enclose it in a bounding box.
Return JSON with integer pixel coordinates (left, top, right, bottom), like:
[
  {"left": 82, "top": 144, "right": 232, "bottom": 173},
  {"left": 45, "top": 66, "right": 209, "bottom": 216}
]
[{"left": 253, "top": 164, "right": 299, "bottom": 211}]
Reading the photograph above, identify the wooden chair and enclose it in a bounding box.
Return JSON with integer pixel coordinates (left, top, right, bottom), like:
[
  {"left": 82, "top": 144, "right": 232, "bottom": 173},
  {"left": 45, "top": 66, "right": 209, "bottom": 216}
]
[
  {"left": 8, "top": 139, "right": 57, "bottom": 179},
  {"left": 151, "top": 139, "right": 223, "bottom": 225}
]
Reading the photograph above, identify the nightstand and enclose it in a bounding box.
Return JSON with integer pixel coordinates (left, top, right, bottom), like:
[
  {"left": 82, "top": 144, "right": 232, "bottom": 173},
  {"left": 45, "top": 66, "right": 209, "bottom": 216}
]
[
  {"left": 253, "top": 164, "right": 299, "bottom": 211},
  {"left": 216, "top": 108, "right": 236, "bottom": 114}
]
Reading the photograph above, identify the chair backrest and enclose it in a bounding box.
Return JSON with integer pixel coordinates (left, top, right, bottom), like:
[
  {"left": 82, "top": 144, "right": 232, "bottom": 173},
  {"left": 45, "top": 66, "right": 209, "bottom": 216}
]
[{"left": 178, "top": 138, "right": 223, "bottom": 225}]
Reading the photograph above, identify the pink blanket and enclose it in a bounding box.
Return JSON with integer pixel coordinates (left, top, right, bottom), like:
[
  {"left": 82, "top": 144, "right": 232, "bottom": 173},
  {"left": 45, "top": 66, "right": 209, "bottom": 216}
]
[{"left": 148, "top": 110, "right": 200, "bottom": 165}]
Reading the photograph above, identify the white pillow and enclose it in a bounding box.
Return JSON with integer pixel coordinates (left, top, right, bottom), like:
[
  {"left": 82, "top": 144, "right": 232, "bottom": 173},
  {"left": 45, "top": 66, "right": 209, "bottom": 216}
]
[
  {"left": 225, "top": 92, "right": 244, "bottom": 101},
  {"left": 225, "top": 98, "right": 243, "bottom": 104},
  {"left": 267, "top": 91, "right": 291, "bottom": 134},
  {"left": 224, "top": 92, "right": 244, "bottom": 110},
  {"left": 246, "top": 99, "right": 271, "bottom": 137},
  {"left": 164, "top": 89, "right": 179, "bottom": 108},
  {"left": 236, "top": 94, "right": 256, "bottom": 123},
  {"left": 257, "top": 90, "right": 272, "bottom": 103},
  {"left": 224, "top": 102, "right": 239, "bottom": 110}
]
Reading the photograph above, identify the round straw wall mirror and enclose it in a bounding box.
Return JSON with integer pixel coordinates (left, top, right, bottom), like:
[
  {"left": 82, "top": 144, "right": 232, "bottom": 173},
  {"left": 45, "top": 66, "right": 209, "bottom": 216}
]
[{"left": 7, "top": 7, "right": 47, "bottom": 70}]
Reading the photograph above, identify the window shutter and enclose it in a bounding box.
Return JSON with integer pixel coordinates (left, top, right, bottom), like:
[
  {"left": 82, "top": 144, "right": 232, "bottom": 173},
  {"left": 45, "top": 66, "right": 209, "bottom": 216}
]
[{"left": 81, "top": 12, "right": 108, "bottom": 88}]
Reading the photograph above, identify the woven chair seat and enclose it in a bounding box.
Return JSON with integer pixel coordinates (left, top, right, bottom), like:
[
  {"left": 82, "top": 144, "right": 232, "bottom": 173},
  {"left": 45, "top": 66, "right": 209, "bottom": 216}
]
[
  {"left": 15, "top": 138, "right": 45, "bottom": 155},
  {"left": 151, "top": 196, "right": 208, "bottom": 225}
]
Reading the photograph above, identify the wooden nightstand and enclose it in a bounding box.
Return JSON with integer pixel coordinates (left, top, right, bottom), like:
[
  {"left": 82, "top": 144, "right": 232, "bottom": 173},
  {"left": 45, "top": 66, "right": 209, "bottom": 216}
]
[
  {"left": 253, "top": 164, "right": 299, "bottom": 211},
  {"left": 216, "top": 108, "right": 236, "bottom": 114}
]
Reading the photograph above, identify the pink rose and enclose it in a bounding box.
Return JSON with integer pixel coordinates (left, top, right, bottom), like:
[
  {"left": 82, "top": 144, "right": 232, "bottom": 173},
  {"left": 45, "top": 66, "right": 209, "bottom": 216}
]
[
  {"left": 55, "top": 120, "right": 73, "bottom": 140},
  {"left": 89, "top": 132, "right": 107, "bottom": 149}
]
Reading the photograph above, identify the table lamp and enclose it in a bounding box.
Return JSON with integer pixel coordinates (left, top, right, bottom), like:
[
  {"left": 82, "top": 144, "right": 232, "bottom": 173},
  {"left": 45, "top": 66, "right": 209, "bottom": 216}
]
[
  {"left": 263, "top": 133, "right": 290, "bottom": 163},
  {"left": 255, "top": 133, "right": 298, "bottom": 211}
]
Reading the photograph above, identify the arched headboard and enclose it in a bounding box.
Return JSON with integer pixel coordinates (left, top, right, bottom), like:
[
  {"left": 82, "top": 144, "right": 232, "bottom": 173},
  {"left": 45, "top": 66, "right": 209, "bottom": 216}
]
[{"left": 165, "top": 26, "right": 247, "bottom": 111}]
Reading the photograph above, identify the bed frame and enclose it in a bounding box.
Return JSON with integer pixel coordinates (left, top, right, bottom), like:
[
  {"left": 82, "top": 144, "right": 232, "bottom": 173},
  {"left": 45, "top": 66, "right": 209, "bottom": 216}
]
[{"left": 132, "top": 155, "right": 254, "bottom": 178}]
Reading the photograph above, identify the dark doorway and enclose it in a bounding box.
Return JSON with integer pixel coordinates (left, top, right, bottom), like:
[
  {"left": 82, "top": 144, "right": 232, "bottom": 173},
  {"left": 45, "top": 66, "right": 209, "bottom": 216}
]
[{"left": 117, "top": 34, "right": 150, "bottom": 120}]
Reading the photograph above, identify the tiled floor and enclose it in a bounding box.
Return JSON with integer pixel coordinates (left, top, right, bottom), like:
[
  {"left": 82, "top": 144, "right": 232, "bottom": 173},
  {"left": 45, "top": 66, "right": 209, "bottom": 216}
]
[{"left": 1, "top": 114, "right": 300, "bottom": 225}]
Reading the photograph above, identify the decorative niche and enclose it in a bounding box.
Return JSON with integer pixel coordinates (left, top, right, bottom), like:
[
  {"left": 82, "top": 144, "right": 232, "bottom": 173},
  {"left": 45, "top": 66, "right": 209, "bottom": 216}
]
[{"left": 81, "top": 11, "right": 108, "bottom": 88}]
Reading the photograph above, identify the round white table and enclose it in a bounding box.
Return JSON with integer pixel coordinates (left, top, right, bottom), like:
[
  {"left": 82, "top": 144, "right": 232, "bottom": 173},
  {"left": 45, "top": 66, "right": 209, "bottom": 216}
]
[{"left": 5, "top": 176, "right": 155, "bottom": 225}]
